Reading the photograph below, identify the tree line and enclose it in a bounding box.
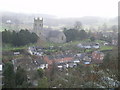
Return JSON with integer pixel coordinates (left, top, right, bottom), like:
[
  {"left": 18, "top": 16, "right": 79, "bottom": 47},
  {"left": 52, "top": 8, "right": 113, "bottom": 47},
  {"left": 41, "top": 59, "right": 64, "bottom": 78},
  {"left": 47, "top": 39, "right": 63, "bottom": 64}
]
[
  {"left": 63, "top": 28, "right": 91, "bottom": 42},
  {"left": 2, "top": 29, "right": 39, "bottom": 46}
]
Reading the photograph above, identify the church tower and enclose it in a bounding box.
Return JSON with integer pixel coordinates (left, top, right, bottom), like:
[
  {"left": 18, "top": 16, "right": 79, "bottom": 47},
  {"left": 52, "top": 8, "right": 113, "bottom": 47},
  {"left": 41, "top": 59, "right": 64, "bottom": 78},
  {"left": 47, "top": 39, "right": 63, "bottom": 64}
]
[{"left": 33, "top": 17, "right": 43, "bottom": 36}]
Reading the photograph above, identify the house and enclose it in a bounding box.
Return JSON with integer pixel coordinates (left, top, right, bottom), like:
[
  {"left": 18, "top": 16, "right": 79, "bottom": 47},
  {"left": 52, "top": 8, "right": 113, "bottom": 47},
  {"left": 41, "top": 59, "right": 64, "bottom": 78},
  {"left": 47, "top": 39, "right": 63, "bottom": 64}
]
[
  {"left": 75, "top": 53, "right": 86, "bottom": 61},
  {"left": 38, "top": 64, "right": 48, "bottom": 69},
  {"left": 73, "top": 59, "right": 80, "bottom": 63},
  {"left": 104, "top": 42, "right": 109, "bottom": 46},
  {"left": 92, "top": 51, "right": 104, "bottom": 63},
  {"left": 0, "top": 64, "right": 2, "bottom": 72},
  {"left": 83, "top": 56, "right": 91, "bottom": 62},
  {"left": 57, "top": 65, "right": 63, "bottom": 69},
  {"left": 28, "top": 47, "right": 36, "bottom": 55},
  {"left": 77, "top": 42, "right": 100, "bottom": 49},
  {"left": 12, "top": 56, "right": 47, "bottom": 72},
  {"left": 84, "top": 61, "right": 90, "bottom": 65},
  {"left": 13, "top": 52, "right": 20, "bottom": 55},
  {"left": 68, "top": 63, "right": 77, "bottom": 68},
  {"left": 82, "top": 56, "right": 91, "bottom": 65},
  {"left": 28, "top": 47, "right": 44, "bottom": 56},
  {"left": 112, "top": 39, "right": 118, "bottom": 45},
  {"left": 92, "top": 45, "right": 100, "bottom": 49},
  {"left": 77, "top": 43, "right": 91, "bottom": 49}
]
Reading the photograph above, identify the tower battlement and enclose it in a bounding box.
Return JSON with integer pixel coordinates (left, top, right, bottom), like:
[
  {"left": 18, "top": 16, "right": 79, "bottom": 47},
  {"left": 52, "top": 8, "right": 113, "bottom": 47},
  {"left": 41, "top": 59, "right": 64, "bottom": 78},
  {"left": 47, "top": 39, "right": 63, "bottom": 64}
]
[{"left": 33, "top": 17, "right": 43, "bottom": 36}]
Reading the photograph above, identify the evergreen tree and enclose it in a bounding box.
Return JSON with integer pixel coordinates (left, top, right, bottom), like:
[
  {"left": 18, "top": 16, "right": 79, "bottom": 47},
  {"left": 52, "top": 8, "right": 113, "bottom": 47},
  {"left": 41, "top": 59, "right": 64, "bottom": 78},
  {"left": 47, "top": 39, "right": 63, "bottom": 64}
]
[
  {"left": 2, "top": 29, "right": 39, "bottom": 46},
  {"left": 3, "top": 62, "right": 16, "bottom": 88}
]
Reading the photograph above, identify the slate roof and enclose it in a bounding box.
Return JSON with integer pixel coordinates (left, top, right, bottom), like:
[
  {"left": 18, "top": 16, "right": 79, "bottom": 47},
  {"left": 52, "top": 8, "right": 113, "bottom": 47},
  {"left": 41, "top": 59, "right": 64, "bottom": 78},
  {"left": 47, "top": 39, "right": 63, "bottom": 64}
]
[
  {"left": 79, "top": 53, "right": 86, "bottom": 59},
  {"left": 48, "top": 30, "right": 62, "bottom": 38}
]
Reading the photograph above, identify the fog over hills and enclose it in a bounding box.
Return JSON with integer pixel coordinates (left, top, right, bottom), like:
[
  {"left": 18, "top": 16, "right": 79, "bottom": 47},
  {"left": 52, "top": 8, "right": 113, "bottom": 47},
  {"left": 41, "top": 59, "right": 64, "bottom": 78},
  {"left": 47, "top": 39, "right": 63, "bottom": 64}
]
[{"left": 1, "top": 12, "right": 117, "bottom": 29}]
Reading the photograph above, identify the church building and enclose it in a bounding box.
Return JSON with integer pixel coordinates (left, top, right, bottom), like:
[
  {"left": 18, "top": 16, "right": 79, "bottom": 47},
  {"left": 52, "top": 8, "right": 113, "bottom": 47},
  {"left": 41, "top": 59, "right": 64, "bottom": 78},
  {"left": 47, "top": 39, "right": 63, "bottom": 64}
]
[{"left": 33, "top": 17, "right": 66, "bottom": 43}]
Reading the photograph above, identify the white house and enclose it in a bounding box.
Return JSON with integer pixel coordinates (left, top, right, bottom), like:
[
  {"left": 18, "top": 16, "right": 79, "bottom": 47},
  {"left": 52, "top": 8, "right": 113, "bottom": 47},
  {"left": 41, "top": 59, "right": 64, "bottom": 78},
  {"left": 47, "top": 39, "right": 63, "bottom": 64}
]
[
  {"left": 14, "top": 52, "right": 20, "bottom": 55},
  {"left": 0, "top": 65, "right": 2, "bottom": 72}
]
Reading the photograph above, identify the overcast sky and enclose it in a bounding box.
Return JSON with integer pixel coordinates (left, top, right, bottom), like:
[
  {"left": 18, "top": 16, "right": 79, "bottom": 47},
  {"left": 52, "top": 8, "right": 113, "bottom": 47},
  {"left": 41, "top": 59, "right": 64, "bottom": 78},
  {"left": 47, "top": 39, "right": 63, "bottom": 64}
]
[{"left": 0, "top": 0, "right": 119, "bottom": 18}]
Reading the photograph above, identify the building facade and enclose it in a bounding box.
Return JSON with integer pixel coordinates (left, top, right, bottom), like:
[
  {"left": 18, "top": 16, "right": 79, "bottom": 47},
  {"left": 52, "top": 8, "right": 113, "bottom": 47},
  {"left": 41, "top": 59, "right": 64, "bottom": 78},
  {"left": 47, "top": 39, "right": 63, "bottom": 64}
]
[
  {"left": 33, "top": 17, "right": 43, "bottom": 38},
  {"left": 92, "top": 51, "right": 104, "bottom": 63},
  {"left": 33, "top": 17, "right": 66, "bottom": 43}
]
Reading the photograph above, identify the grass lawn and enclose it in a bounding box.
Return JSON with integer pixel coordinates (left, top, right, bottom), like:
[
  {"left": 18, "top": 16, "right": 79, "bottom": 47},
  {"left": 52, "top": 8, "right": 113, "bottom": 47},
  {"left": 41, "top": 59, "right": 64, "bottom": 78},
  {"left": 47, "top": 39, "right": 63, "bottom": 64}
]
[
  {"left": 2, "top": 39, "right": 114, "bottom": 52},
  {"left": 2, "top": 46, "right": 27, "bottom": 51},
  {"left": 2, "top": 43, "right": 39, "bottom": 51},
  {"left": 95, "top": 40, "right": 105, "bottom": 43},
  {"left": 100, "top": 46, "right": 113, "bottom": 51},
  {"left": 2, "top": 44, "right": 28, "bottom": 51},
  {"left": 44, "top": 39, "right": 92, "bottom": 48}
]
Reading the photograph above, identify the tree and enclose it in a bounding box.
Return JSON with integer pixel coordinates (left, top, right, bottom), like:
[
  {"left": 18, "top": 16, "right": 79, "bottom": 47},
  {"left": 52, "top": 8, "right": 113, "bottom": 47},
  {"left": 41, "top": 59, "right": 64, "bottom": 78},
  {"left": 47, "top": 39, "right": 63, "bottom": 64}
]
[
  {"left": 15, "top": 66, "right": 28, "bottom": 87},
  {"left": 3, "top": 62, "right": 16, "bottom": 88},
  {"left": 74, "top": 21, "right": 83, "bottom": 30},
  {"left": 102, "top": 23, "right": 108, "bottom": 31},
  {"left": 38, "top": 77, "right": 49, "bottom": 88},
  {"left": 90, "top": 36, "right": 95, "bottom": 42},
  {"left": 79, "top": 30, "right": 88, "bottom": 40},
  {"left": 2, "top": 29, "right": 12, "bottom": 44},
  {"left": 103, "top": 53, "right": 110, "bottom": 65},
  {"left": 50, "top": 60, "right": 57, "bottom": 81},
  {"left": 111, "top": 25, "right": 117, "bottom": 32},
  {"left": 30, "top": 32, "right": 39, "bottom": 43},
  {"left": 63, "top": 28, "right": 88, "bottom": 42},
  {"left": 63, "top": 29, "right": 77, "bottom": 42},
  {"left": 12, "top": 30, "right": 20, "bottom": 46},
  {"left": 37, "top": 68, "right": 44, "bottom": 78},
  {"left": 2, "top": 29, "right": 39, "bottom": 46}
]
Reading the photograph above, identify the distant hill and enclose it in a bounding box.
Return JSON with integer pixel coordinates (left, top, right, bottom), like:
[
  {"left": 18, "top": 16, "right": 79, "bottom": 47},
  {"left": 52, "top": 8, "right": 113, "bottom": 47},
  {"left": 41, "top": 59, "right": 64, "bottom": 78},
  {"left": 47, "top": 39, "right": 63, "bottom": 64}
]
[{"left": 0, "top": 12, "right": 117, "bottom": 31}]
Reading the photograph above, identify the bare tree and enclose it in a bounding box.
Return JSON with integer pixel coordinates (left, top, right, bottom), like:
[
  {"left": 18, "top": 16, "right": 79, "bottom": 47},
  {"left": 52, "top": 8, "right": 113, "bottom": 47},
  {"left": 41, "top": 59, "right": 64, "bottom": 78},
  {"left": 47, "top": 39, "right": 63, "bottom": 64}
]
[{"left": 74, "top": 21, "right": 83, "bottom": 30}]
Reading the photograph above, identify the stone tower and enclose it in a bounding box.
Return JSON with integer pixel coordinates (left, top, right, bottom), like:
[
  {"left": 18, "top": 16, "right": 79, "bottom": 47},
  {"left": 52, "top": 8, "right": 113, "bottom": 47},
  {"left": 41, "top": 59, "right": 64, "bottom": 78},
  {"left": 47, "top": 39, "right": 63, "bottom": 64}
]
[{"left": 33, "top": 17, "right": 43, "bottom": 36}]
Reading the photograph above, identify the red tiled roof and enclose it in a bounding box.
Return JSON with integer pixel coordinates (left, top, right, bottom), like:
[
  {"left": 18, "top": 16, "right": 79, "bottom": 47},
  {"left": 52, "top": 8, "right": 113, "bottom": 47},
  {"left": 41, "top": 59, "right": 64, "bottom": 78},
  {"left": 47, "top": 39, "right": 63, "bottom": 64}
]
[
  {"left": 55, "top": 57, "right": 73, "bottom": 63},
  {"left": 43, "top": 56, "right": 52, "bottom": 64},
  {"left": 43, "top": 56, "right": 73, "bottom": 65}
]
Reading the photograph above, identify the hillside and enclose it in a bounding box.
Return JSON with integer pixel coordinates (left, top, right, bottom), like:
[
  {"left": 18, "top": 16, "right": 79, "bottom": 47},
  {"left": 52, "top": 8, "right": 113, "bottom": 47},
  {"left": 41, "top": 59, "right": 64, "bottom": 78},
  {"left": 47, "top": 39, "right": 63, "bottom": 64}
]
[{"left": 0, "top": 12, "right": 118, "bottom": 31}]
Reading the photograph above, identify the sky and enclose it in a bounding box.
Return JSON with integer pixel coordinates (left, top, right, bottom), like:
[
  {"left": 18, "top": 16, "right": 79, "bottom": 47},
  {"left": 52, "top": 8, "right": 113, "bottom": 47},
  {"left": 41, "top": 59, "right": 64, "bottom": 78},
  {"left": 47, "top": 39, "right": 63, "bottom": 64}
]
[{"left": 0, "top": 0, "right": 119, "bottom": 18}]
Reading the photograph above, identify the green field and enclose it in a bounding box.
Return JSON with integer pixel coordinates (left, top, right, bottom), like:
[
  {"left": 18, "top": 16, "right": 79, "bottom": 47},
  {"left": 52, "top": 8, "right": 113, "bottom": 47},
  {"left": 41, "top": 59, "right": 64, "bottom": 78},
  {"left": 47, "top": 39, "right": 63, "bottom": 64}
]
[
  {"left": 100, "top": 46, "right": 113, "bottom": 51},
  {"left": 2, "top": 39, "right": 114, "bottom": 52}
]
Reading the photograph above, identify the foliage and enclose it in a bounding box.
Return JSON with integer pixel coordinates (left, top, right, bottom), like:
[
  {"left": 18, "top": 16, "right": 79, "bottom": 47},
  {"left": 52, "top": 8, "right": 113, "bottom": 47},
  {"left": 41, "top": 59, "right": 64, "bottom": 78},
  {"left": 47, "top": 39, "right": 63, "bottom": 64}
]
[
  {"left": 63, "top": 28, "right": 88, "bottom": 42},
  {"left": 90, "top": 36, "right": 95, "bottom": 41},
  {"left": 2, "top": 29, "right": 39, "bottom": 46},
  {"left": 103, "top": 53, "right": 110, "bottom": 64},
  {"left": 15, "top": 66, "right": 28, "bottom": 87},
  {"left": 49, "top": 60, "right": 57, "bottom": 81},
  {"left": 37, "top": 68, "right": 44, "bottom": 78},
  {"left": 74, "top": 21, "right": 83, "bottom": 30},
  {"left": 2, "top": 29, "right": 12, "bottom": 44},
  {"left": 3, "top": 63, "right": 29, "bottom": 88},
  {"left": 3, "top": 62, "right": 16, "bottom": 88},
  {"left": 38, "top": 77, "right": 49, "bottom": 88}
]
